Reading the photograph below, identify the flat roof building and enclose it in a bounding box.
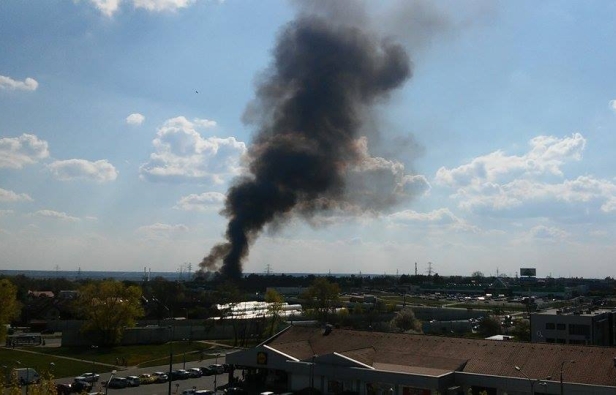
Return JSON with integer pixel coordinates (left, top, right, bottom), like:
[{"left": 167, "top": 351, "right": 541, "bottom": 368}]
[
  {"left": 228, "top": 325, "right": 616, "bottom": 395},
  {"left": 531, "top": 307, "right": 616, "bottom": 346}
]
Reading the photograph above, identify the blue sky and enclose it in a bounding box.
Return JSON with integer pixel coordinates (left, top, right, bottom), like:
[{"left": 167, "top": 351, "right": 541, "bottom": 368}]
[{"left": 2, "top": 0, "right": 616, "bottom": 278}]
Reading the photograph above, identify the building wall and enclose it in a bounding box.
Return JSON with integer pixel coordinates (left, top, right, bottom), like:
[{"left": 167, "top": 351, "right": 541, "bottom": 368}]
[{"left": 531, "top": 311, "right": 615, "bottom": 346}]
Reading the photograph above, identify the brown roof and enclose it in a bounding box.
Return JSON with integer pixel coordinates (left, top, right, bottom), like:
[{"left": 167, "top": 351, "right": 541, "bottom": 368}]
[{"left": 268, "top": 326, "right": 616, "bottom": 387}]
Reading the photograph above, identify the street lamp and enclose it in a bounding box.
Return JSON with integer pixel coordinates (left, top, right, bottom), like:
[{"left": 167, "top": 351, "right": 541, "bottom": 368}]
[
  {"left": 560, "top": 360, "right": 575, "bottom": 395},
  {"left": 105, "top": 370, "right": 116, "bottom": 395},
  {"left": 515, "top": 366, "right": 551, "bottom": 395}
]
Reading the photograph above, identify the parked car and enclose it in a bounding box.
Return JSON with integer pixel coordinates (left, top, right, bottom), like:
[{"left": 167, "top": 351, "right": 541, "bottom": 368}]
[
  {"left": 224, "top": 388, "right": 248, "bottom": 395},
  {"left": 151, "top": 372, "right": 169, "bottom": 383},
  {"left": 208, "top": 364, "right": 224, "bottom": 374},
  {"left": 55, "top": 383, "right": 72, "bottom": 395},
  {"left": 195, "top": 391, "right": 215, "bottom": 395},
  {"left": 72, "top": 380, "right": 93, "bottom": 393},
  {"left": 199, "top": 367, "right": 215, "bottom": 376},
  {"left": 105, "top": 377, "right": 127, "bottom": 389},
  {"left": 138, "top": 373, "right": 156, "bottom": 384},
  {"left": 75, "top": 373, "right": 100, "bottom": 383},
  {"left": 187, "top": 368, "right": 202, "bottom": 378},
  {"left": 222, "top": 364, "right": 232, "bottom": 373},
  {"left": 171, "top": 369, "right": 190, "bottom": 380},
  {"left": 126, "top": 376, "right": 140, "bottom": 387}
]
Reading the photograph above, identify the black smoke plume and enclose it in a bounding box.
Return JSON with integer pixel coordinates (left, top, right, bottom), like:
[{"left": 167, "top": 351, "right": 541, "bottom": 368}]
[{"left": 199, "top": 12, "right": 412, "bottom": 280}]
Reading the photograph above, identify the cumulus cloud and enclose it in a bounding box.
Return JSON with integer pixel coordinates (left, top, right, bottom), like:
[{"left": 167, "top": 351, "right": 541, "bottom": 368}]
[
  {"left": 126, "top": 113, "right": 145, "bottom": 125},
  {"left": 434, "top": 133, "right": 616, "bottom": 221},
  {"left": 0, "top": 134, "right": 50, "bottom": 169},
  {"left": 0, "top": 75, "right": 38, "bottom": 91},
  {"left": 0, "top": 188, "right": 33, "bottom": 203},
  {"left": 610, "top": 100, "right": 616, "bottom": 112},
  {"left": 30, "top": 210, "right": 80, "bottom": 222},
  {"left": 48, "top": 159, "right": 118, "bottom": 182},
  {"left": 174, "top": 192, "right": 225, "bottom": 211},
  {"left": 89, "top": 0, "right": 223, "bottom": 16},
  {"left": 139, "top": 116, "right": 246, "bottom": 184},
  {"left": 436, "top": 133, "right": 586, "bottom": 188}
]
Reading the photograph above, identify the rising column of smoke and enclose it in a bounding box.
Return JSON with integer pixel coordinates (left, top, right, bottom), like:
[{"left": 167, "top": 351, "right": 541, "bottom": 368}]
[{"left": 199, "top": 13, "right": 412, "bottom": 280}]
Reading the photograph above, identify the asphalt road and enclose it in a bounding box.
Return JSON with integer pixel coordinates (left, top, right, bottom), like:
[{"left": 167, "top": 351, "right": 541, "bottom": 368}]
[{"left": 55, "top": 357, "right": 235, "bottom": 395}]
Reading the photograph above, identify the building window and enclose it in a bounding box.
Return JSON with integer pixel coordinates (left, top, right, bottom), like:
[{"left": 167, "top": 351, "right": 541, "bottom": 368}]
[
  {"left": 569, "top": 324, "right": 590, "bottom": 336},
  {"left": 557, "top": 324, "right": 566, "bottom": 330},
  {"left": 546, "top": 323, "right": 555, "bottom": 330}
]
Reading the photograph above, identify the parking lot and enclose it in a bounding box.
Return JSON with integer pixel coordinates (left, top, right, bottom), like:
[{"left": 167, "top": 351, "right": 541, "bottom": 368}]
[{"left": 54, "top": 358, "right": 234, "bottom": 395}]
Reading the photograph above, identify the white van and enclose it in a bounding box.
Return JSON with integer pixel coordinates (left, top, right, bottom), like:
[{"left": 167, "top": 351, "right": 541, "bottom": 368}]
[{"left": 13, "top": 368, "right": 40, "bottom": 385}]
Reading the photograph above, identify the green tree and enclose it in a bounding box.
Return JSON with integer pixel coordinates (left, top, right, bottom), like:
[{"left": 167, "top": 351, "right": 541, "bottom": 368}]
[
  {"left": 477, "top": 315, "right": 502, "bottom": 337},
  {"left": 76, "top": 280, "right": 144, "bottom": 346},
  {"left": 0, "top": 279, "right": 21, "bottom": 342},
  {"left": 390, "top": 308, "right": 421, "bottom": 333},
  {"left": 511, "top": 318, "right": 531, "bottom": 341},
  {"left": 301, "top": 277, "right": 340, "bottom": 322},
  {"left": 264, "top": 288, "right": 284, "bottom": 337}
]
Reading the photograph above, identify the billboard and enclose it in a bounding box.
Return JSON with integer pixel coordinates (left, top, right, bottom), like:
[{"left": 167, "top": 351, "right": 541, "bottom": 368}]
[{"left": 520, "top": 268, "right": 537, "bottom": 277}]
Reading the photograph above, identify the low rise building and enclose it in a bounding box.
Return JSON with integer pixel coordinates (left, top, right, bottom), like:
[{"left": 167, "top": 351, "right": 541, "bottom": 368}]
[
  {"left": 531, "top": 307, "right": 616, "bottom": 346},
  {"left": 228, "top": 325, "right": 616, "bottom": 395}
]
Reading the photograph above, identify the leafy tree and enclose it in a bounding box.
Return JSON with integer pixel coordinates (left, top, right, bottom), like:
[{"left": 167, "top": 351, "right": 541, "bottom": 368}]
[
  {"left": 301, "top": 277, "right": 340, "bottom": 322},
  {"left": 264, "top": 288, "right": 284, "bottom": 337},
  {"left": 390, "top": 308, "right": 421, "bottom": 333},
  {"left": 511, "top": 318, "right": 531, "bottom": 341},
  {"left": 76, "top": 280, "right": 144, "bottom": 346},
  {"left": 477, "top": 315, "right": 502, "bottom": 337},
  {"left": 0, "top": 279, "right": 20, "bottom": 342}
]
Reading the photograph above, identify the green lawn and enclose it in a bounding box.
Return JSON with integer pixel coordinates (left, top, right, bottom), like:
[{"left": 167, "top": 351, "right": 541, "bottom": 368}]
[{"left": 1, "top": 341, "right": 222, "bottom": 380}]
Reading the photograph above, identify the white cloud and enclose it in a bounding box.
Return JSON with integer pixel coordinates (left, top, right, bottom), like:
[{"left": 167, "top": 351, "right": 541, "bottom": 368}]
[
  {"left": 126, "top": 113, "right": 145, "bottom": 125},
  {"left": 435, "top": 133, "right": 586, "bottom": 188},
  {"left": 610, "top": 100, "right": 616, "bottom": 112},
  {"left": 139, "top": 116, "right": 246, "bottom": 184},
  {"left": 0, "top": 210, "right": 14, "bottom": 216},
  {"left": 434, "top": 133, "right": 616, "bottom": 221},
  {"left": 0, "top": 188, "right": 33, "bottom": 203},
  {"left": 193, "top": 118, "right": 217, "bottom": 128},
  {"left": 89, "top": 0, "right": 223, "bottom": 16},
  {"left": 174, "top": 192, "right": 225, "bottom": 211},
  {"left": 30, "top": 210, "right": 80, "bottom": 222},
  {"left": 0, "top": 134, "right": 50, "bottom": 169},
  {"left": 0, "top": 75, "right": 38, "bottom": 91},
  {"left": 48, "top": 159, "right": 118, "bottom": 182}
]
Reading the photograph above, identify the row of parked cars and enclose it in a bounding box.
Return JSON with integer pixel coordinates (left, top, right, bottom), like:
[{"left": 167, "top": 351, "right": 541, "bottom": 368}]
[{"left": 100, "top": 364, "right": 231, "bottom": 389}]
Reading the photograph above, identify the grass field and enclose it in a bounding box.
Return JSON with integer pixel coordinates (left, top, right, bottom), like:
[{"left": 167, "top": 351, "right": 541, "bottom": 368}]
[{"left": 1, "top": 341, "right": 224, "bottom": 380}]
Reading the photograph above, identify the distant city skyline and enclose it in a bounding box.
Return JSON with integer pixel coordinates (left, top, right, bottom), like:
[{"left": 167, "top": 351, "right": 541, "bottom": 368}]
[{"left": 2, "top": 1, "right": 616, "bottom": 278}]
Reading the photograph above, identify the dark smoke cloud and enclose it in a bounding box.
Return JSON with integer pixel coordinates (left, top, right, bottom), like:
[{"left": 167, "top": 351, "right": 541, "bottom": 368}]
[{"left": 199, "top": 7, "right": 415, "bottom": 280}]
